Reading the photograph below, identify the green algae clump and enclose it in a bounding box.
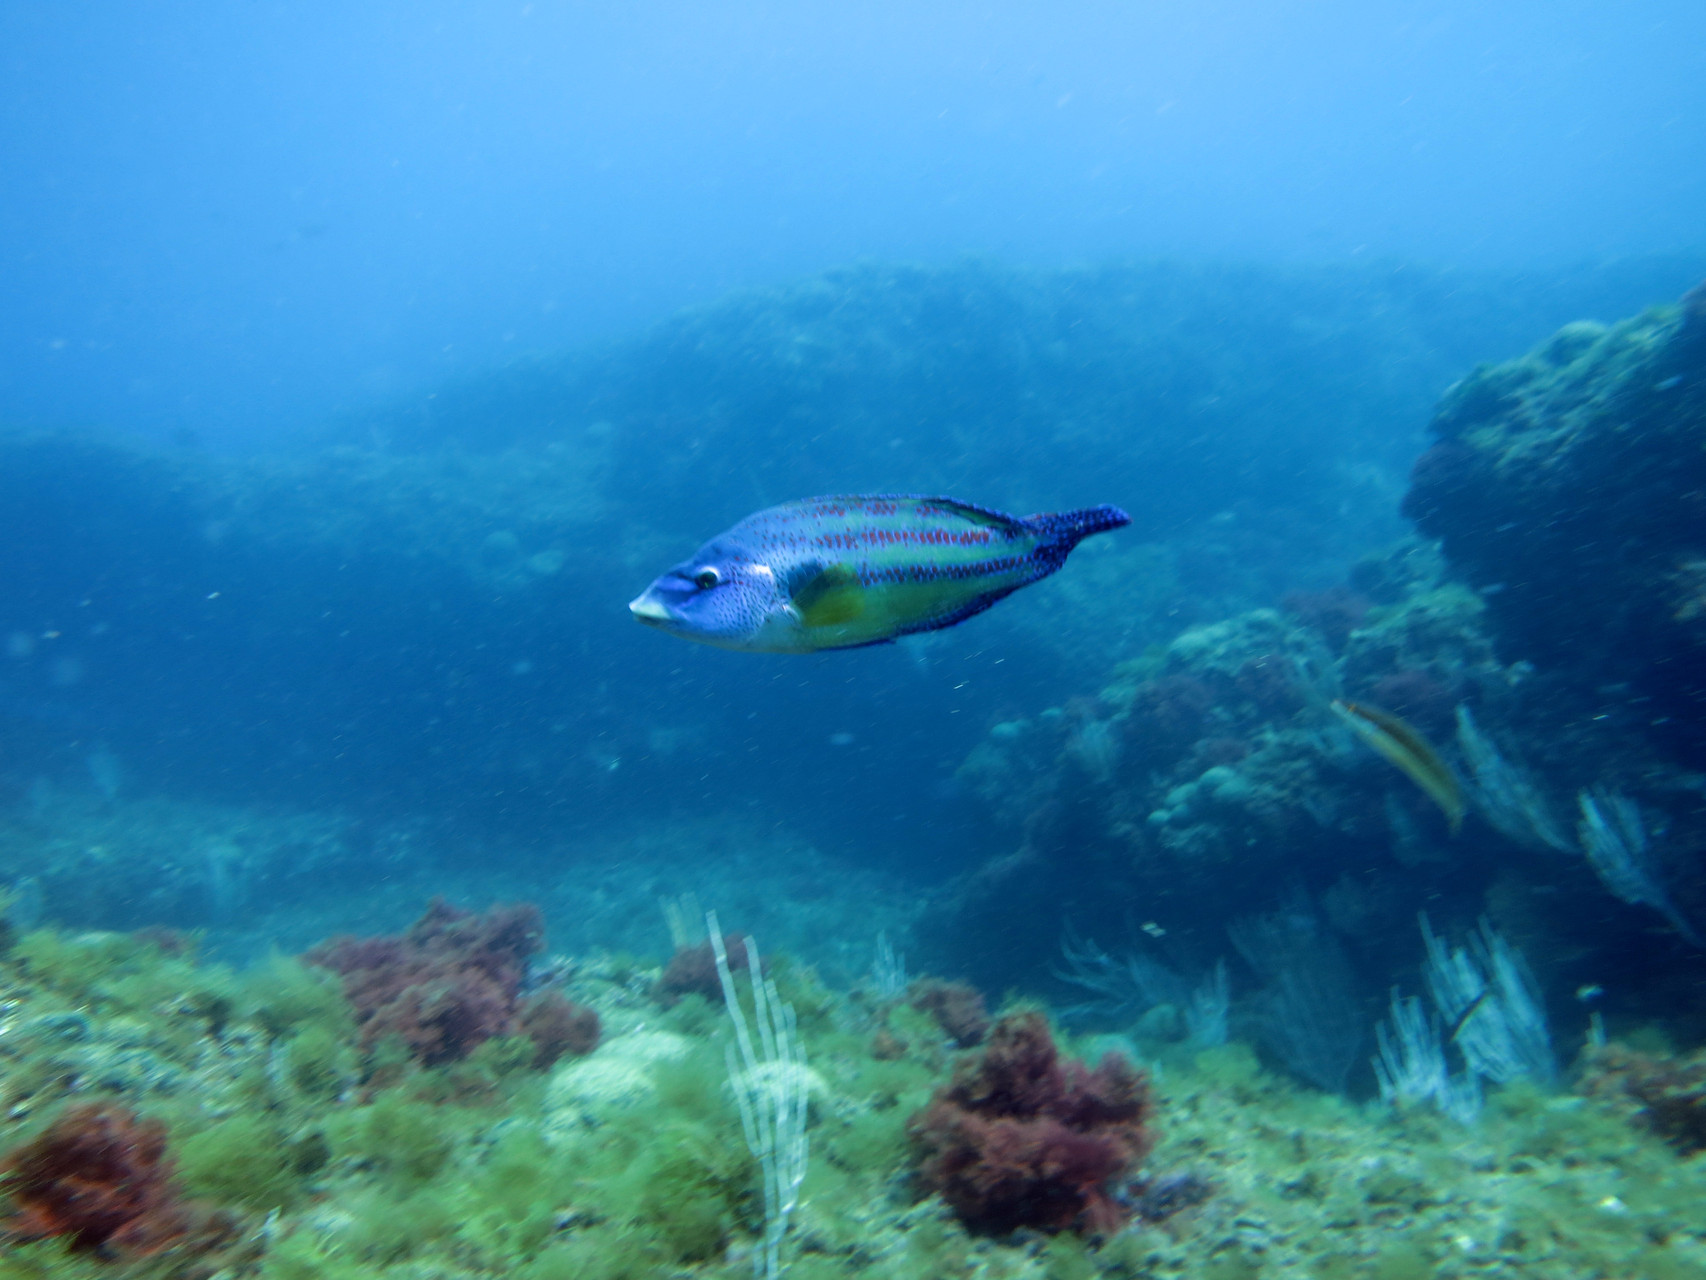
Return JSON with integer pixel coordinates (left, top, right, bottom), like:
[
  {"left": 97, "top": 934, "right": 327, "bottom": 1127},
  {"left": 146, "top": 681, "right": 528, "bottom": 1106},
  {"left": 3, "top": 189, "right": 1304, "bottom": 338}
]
[
  {"left": 330, "top": 1089, "right": 454, "bottom": 1184},
  {"left": 177, "top": 1112, "right": 303, "bottom": 1211}
]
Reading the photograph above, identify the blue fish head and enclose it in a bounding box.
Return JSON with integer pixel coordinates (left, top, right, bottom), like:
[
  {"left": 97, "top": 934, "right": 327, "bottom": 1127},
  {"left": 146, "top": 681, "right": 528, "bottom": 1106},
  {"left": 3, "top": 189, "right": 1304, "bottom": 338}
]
[{"left": 628, "top": 540, "right": 798, "bottom": 651}]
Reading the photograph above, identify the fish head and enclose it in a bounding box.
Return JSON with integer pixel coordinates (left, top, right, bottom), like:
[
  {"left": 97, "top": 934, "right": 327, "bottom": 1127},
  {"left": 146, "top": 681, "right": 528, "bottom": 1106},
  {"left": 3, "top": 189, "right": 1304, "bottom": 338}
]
[{"left": 628, "top": 540, "right": 803, "bottom": 651}]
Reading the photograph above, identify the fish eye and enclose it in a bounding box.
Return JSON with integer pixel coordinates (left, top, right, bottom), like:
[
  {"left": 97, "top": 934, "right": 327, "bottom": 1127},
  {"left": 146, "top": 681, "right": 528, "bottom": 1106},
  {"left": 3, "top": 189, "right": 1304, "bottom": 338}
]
[{"left": 693, "top": 567, "right": 721, "bottom": 590}]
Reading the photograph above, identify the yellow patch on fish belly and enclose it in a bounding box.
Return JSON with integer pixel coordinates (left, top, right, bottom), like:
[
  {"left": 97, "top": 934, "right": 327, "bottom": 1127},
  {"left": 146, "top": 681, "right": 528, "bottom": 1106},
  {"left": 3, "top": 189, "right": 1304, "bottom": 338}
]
[
  {"left": 793, "top": 564, "right": 867, "bottom": 628},
  {"left": 802, "top": 576, "right": 993, "bottom": 649}
]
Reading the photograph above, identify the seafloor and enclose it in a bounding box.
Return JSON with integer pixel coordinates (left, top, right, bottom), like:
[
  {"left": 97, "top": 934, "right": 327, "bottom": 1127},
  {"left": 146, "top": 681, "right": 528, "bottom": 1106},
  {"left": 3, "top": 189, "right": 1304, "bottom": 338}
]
[{"left": 0, "top": 906, "right": 1704, "bottom": 1280}]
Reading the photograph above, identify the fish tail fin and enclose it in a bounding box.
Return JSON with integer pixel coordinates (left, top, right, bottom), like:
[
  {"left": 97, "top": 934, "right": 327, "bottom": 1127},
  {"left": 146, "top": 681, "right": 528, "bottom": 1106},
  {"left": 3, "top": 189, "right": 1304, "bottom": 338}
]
[{"left": 1025, "top": 504, "right": 1131, "bottom": 566}]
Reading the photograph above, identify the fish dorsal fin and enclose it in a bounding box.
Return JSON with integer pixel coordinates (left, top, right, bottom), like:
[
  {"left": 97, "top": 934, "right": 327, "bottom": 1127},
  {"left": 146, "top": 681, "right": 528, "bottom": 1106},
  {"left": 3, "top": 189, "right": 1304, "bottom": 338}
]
[
  {"left": 791, "top": 563, "right": 866, "bottom": 627},
  {"left": 909, "top": 495, "right": 1027, "bottom": 534},
  {"left": 803, "top": 494, "right": 1027, "bottom": 534}
]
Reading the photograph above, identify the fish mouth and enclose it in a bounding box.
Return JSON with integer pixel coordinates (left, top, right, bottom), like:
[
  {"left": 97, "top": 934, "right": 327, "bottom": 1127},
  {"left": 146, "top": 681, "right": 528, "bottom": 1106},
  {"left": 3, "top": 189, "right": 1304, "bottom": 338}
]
[{"left": 628, "top": 593, "right": 676, "bottom": 628}]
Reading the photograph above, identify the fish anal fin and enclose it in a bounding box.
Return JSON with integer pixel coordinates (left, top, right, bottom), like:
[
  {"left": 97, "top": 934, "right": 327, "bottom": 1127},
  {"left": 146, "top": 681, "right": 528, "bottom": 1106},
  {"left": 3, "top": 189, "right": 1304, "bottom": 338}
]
[{"left": 793, "top": 563, "right": 866, "bottom": 627}]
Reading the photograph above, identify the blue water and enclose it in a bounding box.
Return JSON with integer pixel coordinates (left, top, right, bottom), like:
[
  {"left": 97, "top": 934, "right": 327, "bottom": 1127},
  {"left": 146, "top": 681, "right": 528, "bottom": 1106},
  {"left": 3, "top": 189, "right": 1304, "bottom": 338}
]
[{"left": 2, "top": 0, "right": 1706, "bottom": 1175}]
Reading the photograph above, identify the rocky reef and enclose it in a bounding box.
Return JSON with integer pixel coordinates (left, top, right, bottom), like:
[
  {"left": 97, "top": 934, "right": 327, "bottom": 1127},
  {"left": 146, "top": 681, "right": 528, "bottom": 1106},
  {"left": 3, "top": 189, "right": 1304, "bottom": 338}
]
[
  {"left": 945, "top": 280, "right": 1706, "bottom": 1050},
  {"left": 1404, "top": 281, "right": 1706, "bottom": 772},
  {"left": 945, "top": 543, "right": 1505, "bottom": 977},
  {"left": 0, "top": 790, "right": 369, "bottom": 936}
]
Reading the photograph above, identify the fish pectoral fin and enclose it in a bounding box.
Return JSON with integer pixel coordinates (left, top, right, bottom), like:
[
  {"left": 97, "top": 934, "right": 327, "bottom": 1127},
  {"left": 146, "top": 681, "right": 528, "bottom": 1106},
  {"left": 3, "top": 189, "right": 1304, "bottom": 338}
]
[{"left": 792, "top": 563, "right": 866, "bottom": 628}]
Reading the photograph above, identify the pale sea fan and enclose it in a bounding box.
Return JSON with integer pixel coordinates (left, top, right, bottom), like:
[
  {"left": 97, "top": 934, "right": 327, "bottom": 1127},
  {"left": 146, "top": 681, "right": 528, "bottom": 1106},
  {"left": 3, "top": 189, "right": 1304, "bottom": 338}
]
[
  {"left": 1576, "top": 788, "right": 1702, "bottom": 946},
  {"left": 1454, "top": 705, "right": 1573, "bottom": 853},
  {"left": 1421, "top": 915, "right": 1555, "bottom": 1087},
  {"left": 1373, "top": 988, "right": 1482, "bottom": 1124},
  {"left": 1373, "top": 916, "right": 1555, "bottom": 1124},
  {"left": 1055, "top": 929, "right": 1228, "bottom": 1047}
]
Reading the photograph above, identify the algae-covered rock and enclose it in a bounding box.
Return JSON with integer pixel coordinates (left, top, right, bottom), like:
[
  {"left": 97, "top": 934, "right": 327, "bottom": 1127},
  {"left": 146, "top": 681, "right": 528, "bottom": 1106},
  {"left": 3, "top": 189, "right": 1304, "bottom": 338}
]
[
  {"left": 1403, "top": 279, "right": 1706, "bottom": 770},
  {"left": 542, "top": 1028, "right": 694, "bottom": 1128}
]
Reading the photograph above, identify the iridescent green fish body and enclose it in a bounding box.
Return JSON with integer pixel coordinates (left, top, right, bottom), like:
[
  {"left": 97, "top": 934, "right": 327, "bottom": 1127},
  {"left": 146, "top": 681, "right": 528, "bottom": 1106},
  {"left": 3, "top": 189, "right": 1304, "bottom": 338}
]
[{"left": 629, "top": 494, "right": 1130, "bottom": 653}]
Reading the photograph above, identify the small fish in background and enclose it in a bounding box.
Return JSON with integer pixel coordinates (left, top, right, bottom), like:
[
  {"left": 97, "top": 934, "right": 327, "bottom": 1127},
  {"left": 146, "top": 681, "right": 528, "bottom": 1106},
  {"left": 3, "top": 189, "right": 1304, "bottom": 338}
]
[
  {"left": 629, "top": 494, "right": 1130, "bottom": 653},
  {"left": 1330, "top": 698, "right": 1465, "bottom": 835}
]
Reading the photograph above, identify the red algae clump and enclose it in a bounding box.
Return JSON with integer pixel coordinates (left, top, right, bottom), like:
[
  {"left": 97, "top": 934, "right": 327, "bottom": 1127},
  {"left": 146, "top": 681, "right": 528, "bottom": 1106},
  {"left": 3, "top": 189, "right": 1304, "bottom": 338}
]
[
  {"left": 0, "top": 1103, "right": 238, "bottom": 1259},
  {"left": 908, "top": 1011, "right": 1154, "bottom": 1238},
  {"left": 656, "top": 933, "right": 751, "bottom": 1006},
  {"left": 305, "top": 897, "right": 597, "bottom": 1070},
  {"left": 908, "top": 977, "right": 991, "bottom": 1048},
  {"left": 518, "top": 990, "right": 602, "bottom": 1069}
]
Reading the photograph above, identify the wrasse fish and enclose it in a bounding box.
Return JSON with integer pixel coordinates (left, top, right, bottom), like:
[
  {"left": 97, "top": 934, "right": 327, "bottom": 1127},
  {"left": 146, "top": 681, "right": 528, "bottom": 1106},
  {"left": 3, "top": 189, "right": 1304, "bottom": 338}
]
[
  {"left": 629, "top": 494, "right": 1130, "bottom": 653},
  {"left": 1330, "top": 698, "right": 1465, "bottom": 835}
]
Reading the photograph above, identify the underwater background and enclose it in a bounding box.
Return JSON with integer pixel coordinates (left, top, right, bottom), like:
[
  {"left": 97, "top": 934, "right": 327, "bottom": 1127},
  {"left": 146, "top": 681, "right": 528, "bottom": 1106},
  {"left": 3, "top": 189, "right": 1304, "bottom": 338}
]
[{"left": 2, "top": 4, "right": 1706, "bottom": 1278}]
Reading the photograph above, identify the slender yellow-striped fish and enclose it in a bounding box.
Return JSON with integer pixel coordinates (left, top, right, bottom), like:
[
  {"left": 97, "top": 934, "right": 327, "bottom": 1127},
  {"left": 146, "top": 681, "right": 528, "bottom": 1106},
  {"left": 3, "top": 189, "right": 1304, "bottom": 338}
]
[{"left": 1330, "top": 698, "right": 1464, "bottom": 835}]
